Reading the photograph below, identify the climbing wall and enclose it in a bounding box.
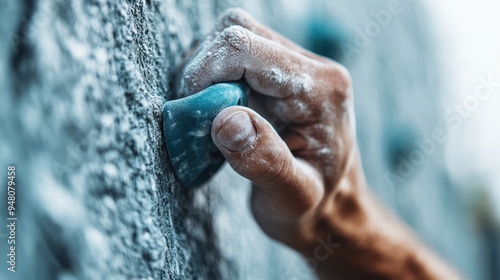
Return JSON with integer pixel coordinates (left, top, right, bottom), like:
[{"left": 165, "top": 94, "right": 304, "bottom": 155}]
[{"left": 0, "top": 0, "right": 313, "bottom": 279}]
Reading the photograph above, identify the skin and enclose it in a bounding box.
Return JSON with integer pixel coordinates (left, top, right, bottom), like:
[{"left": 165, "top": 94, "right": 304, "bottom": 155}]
[{"left": 178, "top": 8, "right": 463, "bottom": 280}]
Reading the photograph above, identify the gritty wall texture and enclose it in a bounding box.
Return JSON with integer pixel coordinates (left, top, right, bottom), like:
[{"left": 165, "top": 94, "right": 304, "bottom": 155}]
[{"left": 0, "top": 0, "right": 311, "bottom": 279}]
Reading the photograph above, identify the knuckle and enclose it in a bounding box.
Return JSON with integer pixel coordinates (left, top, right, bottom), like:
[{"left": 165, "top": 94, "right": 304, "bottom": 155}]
[
  {"left": 220, "top": 25, "right": 251, "bottom": 53},
  {"left": 326, "top": 62, "right": 353, "bottom": 100},
  {"left": 335, "top": 63, "right": 352, "bottom": 86},
  {"left": 218, "top": 8, "right": 251, "bottom": 29}
]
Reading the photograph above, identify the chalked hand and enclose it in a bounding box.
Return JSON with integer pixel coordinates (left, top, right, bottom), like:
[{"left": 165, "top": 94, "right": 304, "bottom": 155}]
[
  {"left": 179, "top": 7, "right": 355, "bottom": 240},
  {"left": 178, "top": 8, "right": 462, "bottom": 280}
]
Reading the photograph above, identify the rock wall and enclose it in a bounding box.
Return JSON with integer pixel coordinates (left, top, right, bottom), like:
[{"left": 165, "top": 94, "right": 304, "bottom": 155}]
[{"left": 1, "top": 0, "right": 304, "bottom": 279}]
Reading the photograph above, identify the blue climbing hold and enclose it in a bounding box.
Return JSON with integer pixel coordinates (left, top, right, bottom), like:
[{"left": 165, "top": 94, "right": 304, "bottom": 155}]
[{"left": 163, "top": 82, "right": 249, "bottom": 188}]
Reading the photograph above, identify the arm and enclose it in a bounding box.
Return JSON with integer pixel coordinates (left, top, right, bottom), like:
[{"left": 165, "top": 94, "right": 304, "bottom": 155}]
[{"left": 179, "top": 8, "right": 462, "bottom": 280}]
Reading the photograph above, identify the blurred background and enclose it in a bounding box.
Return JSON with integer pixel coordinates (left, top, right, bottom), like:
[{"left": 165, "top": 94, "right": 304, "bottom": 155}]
[
  {"left": 0, "top": 0, "right": 498, "bottom": 279},
  {"left": 430, "top": 0, "right": 500, "bottom": 224}
]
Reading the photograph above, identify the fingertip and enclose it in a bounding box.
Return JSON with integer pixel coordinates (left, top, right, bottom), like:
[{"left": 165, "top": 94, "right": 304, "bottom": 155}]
[
  {"left": 212, "top": 107, "right": 257, "bottom": 152},
  {"left": 212, "top": 107, "right": 291, "bottom": 184}
]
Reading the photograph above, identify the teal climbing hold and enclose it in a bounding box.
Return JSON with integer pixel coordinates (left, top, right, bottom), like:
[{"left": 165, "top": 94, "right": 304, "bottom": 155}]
[{"left": 163, "top": 82, "right": 249, "bottom": 188}]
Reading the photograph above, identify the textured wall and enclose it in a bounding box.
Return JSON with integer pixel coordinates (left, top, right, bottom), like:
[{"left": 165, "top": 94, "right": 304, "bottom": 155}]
[
  {"left": 0, "top": 0, "right": 310, "bottom": 279},
  {"left": 0, "top": 0, "right": 485, "bottom": 279}
]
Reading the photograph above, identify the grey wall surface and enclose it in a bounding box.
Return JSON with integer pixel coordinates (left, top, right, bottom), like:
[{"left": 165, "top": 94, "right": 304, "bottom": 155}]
[
  {"left": 0, "top": 0, "right": 309, "bottom": 279},
  {"left": 0, "top": 0, "right": 485, "bottom": 280}
]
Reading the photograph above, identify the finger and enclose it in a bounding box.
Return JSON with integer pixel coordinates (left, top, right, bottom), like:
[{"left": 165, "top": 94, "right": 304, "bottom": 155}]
[
  {"left": 211, "top": 106, "right": 324, "bottom": 216},
  {"left": 180, "top": 25, "right": 351, "bottom": 124},
  {"left": 181, "top": 25, "right": 348, "bottom": 99},
  {"left": 215, "top": 8, "right": 332, "bottom": 64},
  {"left": 181, "top": 24, "right": 321, "bottom": 97}
]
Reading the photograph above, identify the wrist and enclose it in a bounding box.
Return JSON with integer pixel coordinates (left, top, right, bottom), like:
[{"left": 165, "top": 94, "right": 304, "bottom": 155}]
[
  {"left": 297, "top": 161, "right": 461, "bottom": 279},
  {"left": 294, "top": 154, "right": 409, "bottom": 277}
]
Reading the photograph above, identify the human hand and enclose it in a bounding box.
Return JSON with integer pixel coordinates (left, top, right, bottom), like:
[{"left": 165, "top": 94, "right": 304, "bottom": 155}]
[
  {"left": 177, "top": 8, "right": 462, "bottom": 280},
  {"left": 178, "top": 8, "right": 355, "bottom": 247}
]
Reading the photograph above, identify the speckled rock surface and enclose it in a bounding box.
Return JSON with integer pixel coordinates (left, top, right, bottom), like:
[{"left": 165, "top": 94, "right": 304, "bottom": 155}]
[{"left": 0, "top": 0, "right": 309, "bottom": 279}]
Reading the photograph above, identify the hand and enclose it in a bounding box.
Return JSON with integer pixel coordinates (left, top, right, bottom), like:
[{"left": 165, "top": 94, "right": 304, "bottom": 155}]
[
  {"left": 178, "top": 8, "right": 462, "bottom": 280},
  {"left": 179, "top": 7, "right": 355, "bottom": 246}
]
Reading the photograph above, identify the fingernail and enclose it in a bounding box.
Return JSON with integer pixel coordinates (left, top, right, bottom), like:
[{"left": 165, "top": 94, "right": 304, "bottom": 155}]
[{"left": 215, "top": 113, "right": 257, "bottom": 151}]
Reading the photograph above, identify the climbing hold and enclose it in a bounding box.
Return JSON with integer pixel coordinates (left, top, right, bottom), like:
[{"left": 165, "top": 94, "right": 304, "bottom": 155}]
[{"left": 163, "top": 82, "right": 249, "bottom": 188}]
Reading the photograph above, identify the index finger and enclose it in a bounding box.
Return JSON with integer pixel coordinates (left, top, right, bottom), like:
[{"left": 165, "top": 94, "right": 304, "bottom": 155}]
[
  {"left": 180, "top": 25, "right": 348, "bottom": 101},
  {"left": 215, "top": 8, "right": 333, "bottom": 64}
]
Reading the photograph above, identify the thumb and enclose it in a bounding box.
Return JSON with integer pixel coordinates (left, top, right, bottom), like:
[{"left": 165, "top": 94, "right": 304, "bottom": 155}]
[{"left": 211, "top": 106, "right": 323, "bottom": 216}]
